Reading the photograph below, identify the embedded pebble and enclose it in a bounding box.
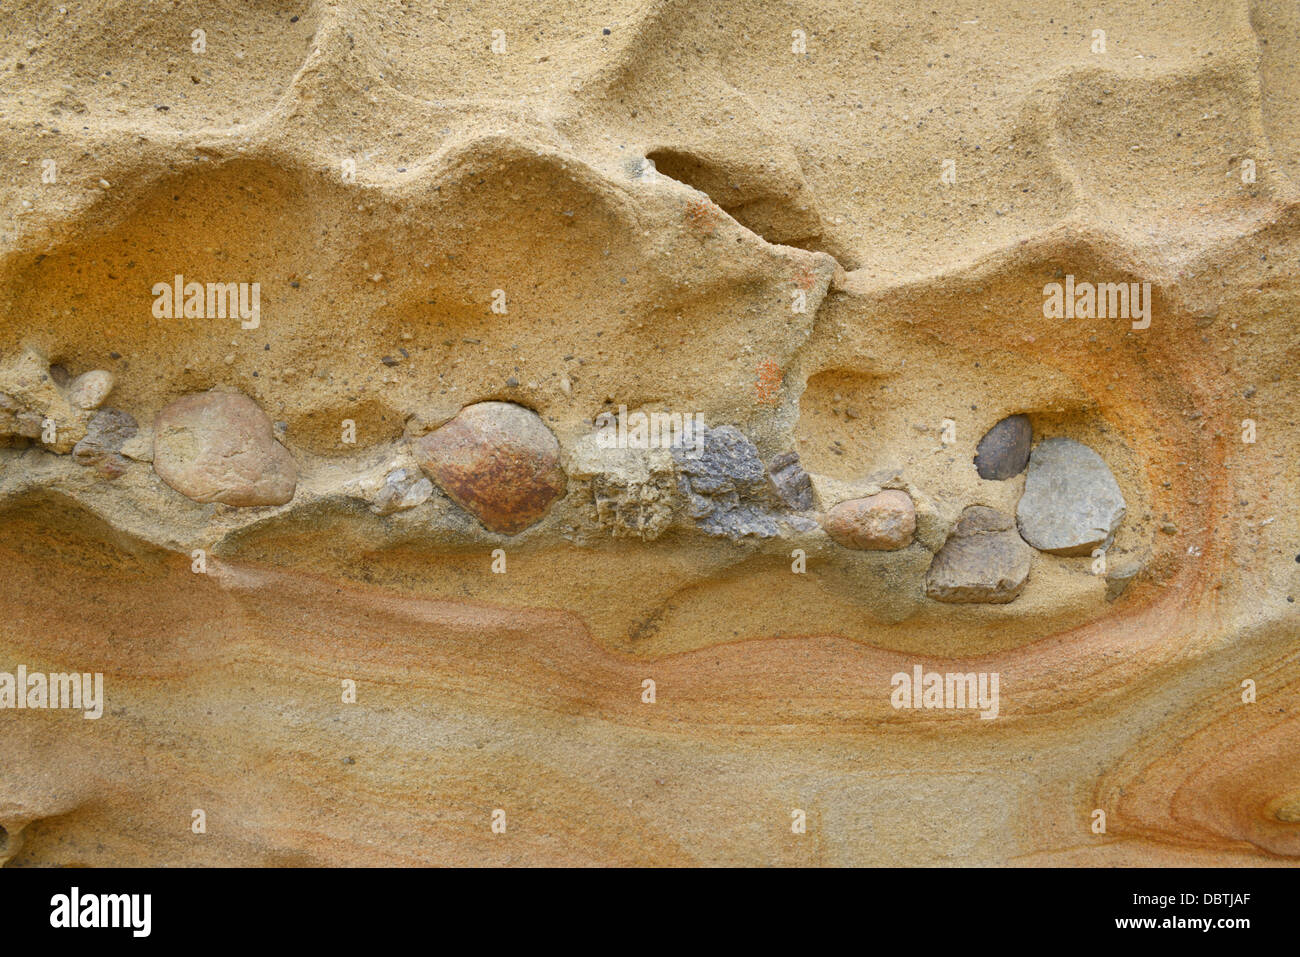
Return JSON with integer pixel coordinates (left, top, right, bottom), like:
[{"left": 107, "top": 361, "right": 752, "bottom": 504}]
[
  {"left": 974, "top": 413, "right": 1031, "bottom": 480},
  {"left": 153, "top": 391, "right": 297, "bottom": 506},
  {"left": 1015, "top": 438, "right": 1126, "bottom": 555},
  {"left": 413, "top": 401, "right": 565, "bottom": 535},
  {"left": 823, "top": 490, "right": 915, "bottom": 550},
  {"left": 68, "top": 370, "right": 115, "bottom": 410},
  {"left": 1105, "top": 558, "right": 1143, "bottom": 601}
]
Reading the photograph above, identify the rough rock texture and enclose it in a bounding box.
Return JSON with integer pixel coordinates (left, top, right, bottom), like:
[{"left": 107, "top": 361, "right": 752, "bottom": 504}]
[
  {"left": 823, "top": 490, "right": 916, "bottom": 550},
  {"left": 926, "top": 506, "right": 1033, "bottom": 604},
  {"left": 673, "top": 425, "right": 782, "bottom": 539},
  {"left": 1016, "top": 438, "right": 1127, "bottom": 556},
  {"left": 569, "top": 436, "right": 678, "bottom": 540},
  {"left": 975, "top": 414, "right": 1032, "bottom": 480},
  {"left": 153, "top": 392, "right": 297, "bottom": 506},
  {"left": 1, "top": 0, "right": 1298, "bottom": 869},
  {"left": 413, "top": 401, "right": 565, "bottom": 535}
]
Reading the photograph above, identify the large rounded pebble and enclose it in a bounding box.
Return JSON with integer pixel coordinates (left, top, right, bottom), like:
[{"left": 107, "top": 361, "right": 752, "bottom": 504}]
[
  {"left": 413, "top": 401, "right": 565, "bottom": 535},
  {"left": 153, "top": 391, "right": 297, "bottom": 506},
  {"left": 823, "top": 490, "right": 915, "bottom": 550}
]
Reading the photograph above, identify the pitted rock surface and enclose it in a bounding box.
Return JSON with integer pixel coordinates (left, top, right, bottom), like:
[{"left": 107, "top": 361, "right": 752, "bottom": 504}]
[{"left": 673, "top": 425, "right": 782, "bottom": 539}]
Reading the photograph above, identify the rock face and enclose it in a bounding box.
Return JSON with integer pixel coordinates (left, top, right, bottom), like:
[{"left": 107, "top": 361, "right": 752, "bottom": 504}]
[
  {"left": 153, "top": 392, "right": 298, "bottom": 506},
  {"left": 974, "top": 414, "right": 1032, "bottom": 480},
  {"left": 925, "top": 505, "right": 1032, "bottom": 603},
  {"left": 72, "top": 409, "right": 137, "bottom": 479},
  {"left": 1016, "top": 438, "right": 1126, "bottom": 556},
  {"left": 673, "top": 425, "right": 780, "bottom": 539},
  {"left": 413, "top": 401, "right": 565, "bottom": 535},
  {"left": 823, "top": 490, "right": 915, "bottom": 550}
]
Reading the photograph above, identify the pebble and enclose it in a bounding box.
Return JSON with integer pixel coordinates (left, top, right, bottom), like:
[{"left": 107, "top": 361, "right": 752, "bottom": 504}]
[
  {"left": 153, "top": 391, "right": 297, "bottom": 506},
  {"left": 413, "top": 401, "right": 565, "bottom": 534},
  {"left": 974, "top": 414, "right": 1031, "bottom": 480},
  {"left": 67, "top": 369, "right": 115, "bottom": 410},
  {"left": 823, "top": 490, "right": 915, "bottom": 550},
  {"left": 925, "top": 505, "right": 1032, "bottom": 603},
  {"left": 1015, "top": 438, "right": 1126, "bottom": 555}
]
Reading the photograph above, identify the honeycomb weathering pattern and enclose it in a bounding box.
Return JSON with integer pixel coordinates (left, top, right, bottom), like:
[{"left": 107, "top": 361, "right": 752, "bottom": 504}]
[{"left": 0, "top": 0, "right": 1297, "bottom": 869}]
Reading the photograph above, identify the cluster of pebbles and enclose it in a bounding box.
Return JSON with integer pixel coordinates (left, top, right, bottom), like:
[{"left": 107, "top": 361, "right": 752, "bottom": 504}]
[{"left": 1, "top": 349, "right": 1130, "bottom": 606}]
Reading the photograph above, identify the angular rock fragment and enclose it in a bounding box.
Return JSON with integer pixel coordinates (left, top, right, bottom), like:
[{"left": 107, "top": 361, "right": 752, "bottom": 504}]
[
  {"left": 72, "top": 408, "right": 137, "bottom": 479},
  {"left": 673, "top": 424, "right": 780, "bottom": 539},
  {"left": 823, "top": 490, "right": 915, "bottom": 550},
  {"left": 974, "top": 414, "right": 1031, "bottom": 480},
  {"left": 925, "top": 505, "right": 1032, "bottom": 603},
  {"left": 1016, "top": 438, "right": 1126, "bottom": 556},
  {"left": 767, "top": 450, "right": 813, "bottom": 510},
  {"left": 1105, "top": 558, "right": 1143, "bottom": 602},
  {"left": 371, "top": 468, "right": 434, "bottom": 515},
  {"left": 153, "top": 391, "right": 297, "bottom": 506},
  {"left": 569, "top": 436, "right": 678, "bottom": 540},
  {"left": 413, "top": 401, "right": 565, "bottom": 535}
]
